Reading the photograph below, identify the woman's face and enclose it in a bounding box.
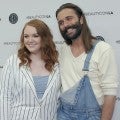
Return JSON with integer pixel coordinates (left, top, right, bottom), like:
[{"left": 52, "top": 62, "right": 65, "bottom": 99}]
[{"left": 24, "top": 25, "right": 41, "bottom": 54}]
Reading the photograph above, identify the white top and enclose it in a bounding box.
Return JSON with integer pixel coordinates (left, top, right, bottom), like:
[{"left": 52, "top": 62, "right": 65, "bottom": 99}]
[{"left": 59, "top": 41, "right": 118, "bottom": 105}]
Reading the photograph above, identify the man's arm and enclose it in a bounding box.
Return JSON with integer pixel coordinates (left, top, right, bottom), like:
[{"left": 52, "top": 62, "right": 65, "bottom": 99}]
[{"left": 101, "top": 95, "right": 116, "bottom": 120}]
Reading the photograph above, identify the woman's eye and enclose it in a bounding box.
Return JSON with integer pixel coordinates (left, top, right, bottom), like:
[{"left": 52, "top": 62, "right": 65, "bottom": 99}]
[{"left": 24, "top": 36, "right": 28, "bottom": 38}]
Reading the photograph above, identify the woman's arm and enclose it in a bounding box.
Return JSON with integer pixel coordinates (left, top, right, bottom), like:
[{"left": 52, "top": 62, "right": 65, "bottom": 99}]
[{"left": 0, "top": 58, "right": 14, "bottom": 120}]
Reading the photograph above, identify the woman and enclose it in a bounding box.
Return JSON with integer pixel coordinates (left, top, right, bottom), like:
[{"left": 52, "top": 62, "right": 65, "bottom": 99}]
[{"left": 0, "top": 19, "right": 61, "bottom": 120}]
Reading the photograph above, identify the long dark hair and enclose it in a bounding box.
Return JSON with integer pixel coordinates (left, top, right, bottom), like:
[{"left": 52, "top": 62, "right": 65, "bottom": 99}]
[{"left": 56, "top": 3, "right": 96, "bottom": 52}]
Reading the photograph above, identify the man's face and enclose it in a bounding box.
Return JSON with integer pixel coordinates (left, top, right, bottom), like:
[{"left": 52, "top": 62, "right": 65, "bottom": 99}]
[{"left": 57, "top": 8, "right": 83, "bottom": 41}]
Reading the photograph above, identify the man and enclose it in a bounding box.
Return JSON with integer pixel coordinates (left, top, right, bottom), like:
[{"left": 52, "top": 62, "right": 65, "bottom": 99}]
[{"left": 56, "top": 3, "right": 118, "bottom": 120}]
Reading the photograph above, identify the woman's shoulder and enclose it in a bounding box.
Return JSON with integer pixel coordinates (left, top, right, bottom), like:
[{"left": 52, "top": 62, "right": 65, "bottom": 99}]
[
  {"left": 52, "top": 62, "right": 60, "bottom": 73},
  {"left": 7, "top": 54, "right": 19, "bottom": 61},
  {"left": 5, "top": 54, "right": 20, "bottom": 66},
  {"left": 54, "top": 62, "right": 59, "bottom": 69}
]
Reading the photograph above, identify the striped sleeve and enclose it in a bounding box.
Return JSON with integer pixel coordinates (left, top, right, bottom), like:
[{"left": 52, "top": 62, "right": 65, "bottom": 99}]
[{"left": 0, "top": 57, "right": 14, "bottom": 120}]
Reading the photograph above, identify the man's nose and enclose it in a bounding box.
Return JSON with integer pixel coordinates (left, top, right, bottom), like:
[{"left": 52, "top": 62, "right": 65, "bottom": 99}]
[{"left": 63, "top": 21, "right": 70, "bottom": 28}]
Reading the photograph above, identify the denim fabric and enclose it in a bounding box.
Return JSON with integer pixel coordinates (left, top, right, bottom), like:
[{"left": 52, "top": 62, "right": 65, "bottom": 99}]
[
  {"left": 57, "top": 75, "right": 101, "bottom": 120},
  {"left": 57, "top": 40, "right": 101, "bottom": 120}
]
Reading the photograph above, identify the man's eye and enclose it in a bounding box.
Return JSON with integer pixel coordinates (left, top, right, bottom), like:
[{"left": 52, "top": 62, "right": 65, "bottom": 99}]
[
  {"left": 67, "top": 17, "right": 72, "bottom": 21},
  {"left": 34, "top": 35, "right": 39, "bottom": 37},
  {"left": 59, "top": 21, "right": 64, "bottom": 26}
]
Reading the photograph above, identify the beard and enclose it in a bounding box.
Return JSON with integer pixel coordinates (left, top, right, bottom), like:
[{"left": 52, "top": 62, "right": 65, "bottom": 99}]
[{"left": 60, "top": 21, "right": 82, "bottom": 45}]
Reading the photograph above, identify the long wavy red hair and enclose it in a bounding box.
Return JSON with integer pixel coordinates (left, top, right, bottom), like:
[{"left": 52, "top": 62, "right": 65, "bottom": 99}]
[{"left": 18, "top": 19, "right": 58, "bottom": 72}]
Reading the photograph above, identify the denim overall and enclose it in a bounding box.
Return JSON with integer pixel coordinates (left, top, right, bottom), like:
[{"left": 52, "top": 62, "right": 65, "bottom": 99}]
[{"left": 57, "top": 41, "right": 102, "bottom": 120}]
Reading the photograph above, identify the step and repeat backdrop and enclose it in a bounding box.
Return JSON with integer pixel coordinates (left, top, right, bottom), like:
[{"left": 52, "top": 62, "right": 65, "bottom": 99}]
[{"left": 0, "top": 0, "right": 120, "bottom": 119}]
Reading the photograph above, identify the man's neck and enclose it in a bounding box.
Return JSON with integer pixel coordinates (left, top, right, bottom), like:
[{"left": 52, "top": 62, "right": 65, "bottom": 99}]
[
  {"left": 71, "top": 37, "right": 84, "bottom": 48},
  {"left": 70, "top": 38, "right": 85, "bottom": 57}
]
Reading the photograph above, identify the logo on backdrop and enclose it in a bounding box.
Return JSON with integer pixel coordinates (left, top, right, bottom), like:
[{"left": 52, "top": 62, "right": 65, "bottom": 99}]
[
  {"left": 116, "top": 40, "right": 120, "bottom": 44},
  {"left": 55, "top": 41, "right": 64, "bottom": 45},
  {"left": 96, "top": 36, "right": 105, "bottom": 41},
  {"left": 85, "top": 11, "right": 113, "bottom": 16},
  {"left": 26, "top": 14, "right": 51, "bottom": 19},
  {"left": 9, "top": 13, "right": 18, "bottom": 24},
  {"left": 3, "top": 41, "right": 20, "bottom": 45},
  {"left": 0, "top": 65, "right": 3, "bottom": 69}
]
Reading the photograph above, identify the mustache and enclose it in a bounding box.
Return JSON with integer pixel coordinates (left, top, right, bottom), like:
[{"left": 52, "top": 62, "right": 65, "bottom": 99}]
[{"left": 61, "top": 24, "right": 79, "bottom": 33}]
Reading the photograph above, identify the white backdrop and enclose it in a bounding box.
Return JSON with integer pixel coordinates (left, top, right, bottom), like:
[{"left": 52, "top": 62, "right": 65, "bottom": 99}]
[{"left": 0, "top": 0, "right": 120, "bottom": 119}]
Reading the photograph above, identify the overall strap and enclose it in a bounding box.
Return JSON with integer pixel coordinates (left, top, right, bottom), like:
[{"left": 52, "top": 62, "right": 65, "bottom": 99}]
[{"left": 82, "top": 40, "right": 100, "bottom": 71}]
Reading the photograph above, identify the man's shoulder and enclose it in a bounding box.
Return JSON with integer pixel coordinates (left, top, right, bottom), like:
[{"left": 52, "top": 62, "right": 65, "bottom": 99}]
[
  {"left": 94, "top": 41, "right": 113, "bottom": 56},
  {"left": 96, "top": 41, "right": 111, "bottom": 51}
]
